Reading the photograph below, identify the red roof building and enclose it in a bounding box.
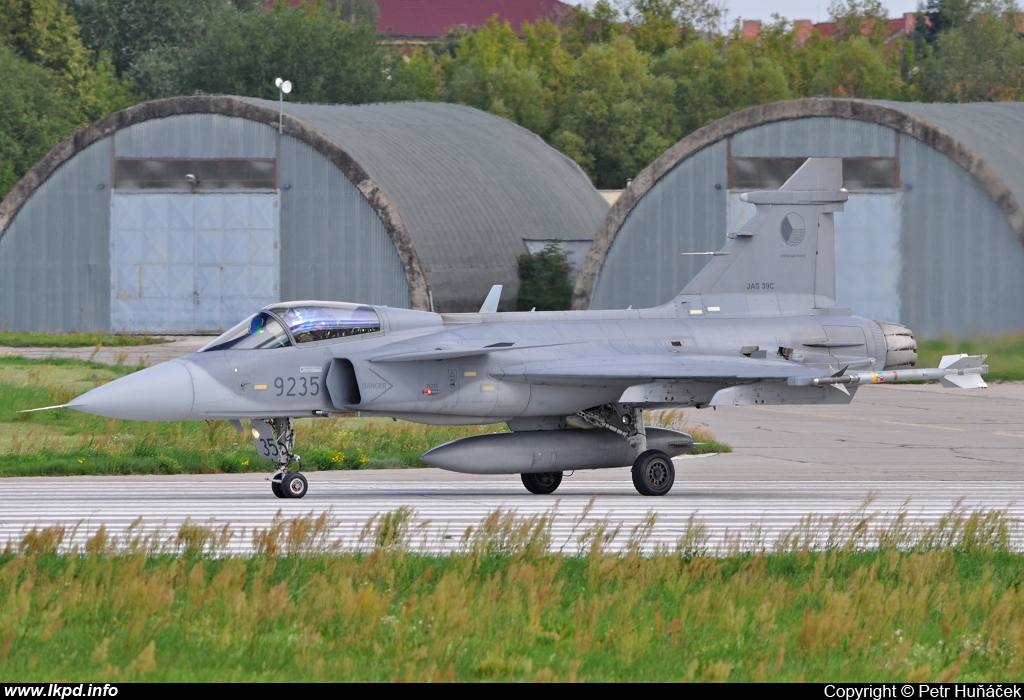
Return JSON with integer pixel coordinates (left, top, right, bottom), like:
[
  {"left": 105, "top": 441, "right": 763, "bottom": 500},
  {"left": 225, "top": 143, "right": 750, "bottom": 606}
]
[
  {"left": 741, "top": 13, "right": 916, "bottom": 46},
  {"left": 376, "top": 0, "right": 570, "bottom": 38}
]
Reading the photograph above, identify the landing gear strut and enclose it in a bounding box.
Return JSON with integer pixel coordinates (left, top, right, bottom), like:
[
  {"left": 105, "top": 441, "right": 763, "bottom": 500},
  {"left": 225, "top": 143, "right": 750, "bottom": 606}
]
[
  {"left": 263, "top": 417, "right": 307, "bottom": 499},
  {"left": 576, "top": 404, "right": 676, "bottom": 496}
]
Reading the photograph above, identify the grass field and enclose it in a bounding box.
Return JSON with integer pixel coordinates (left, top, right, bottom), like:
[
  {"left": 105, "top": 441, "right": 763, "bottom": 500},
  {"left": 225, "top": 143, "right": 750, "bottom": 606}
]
[
  {"left": 0, "top": 506, "right": 1020, "bottom": 682},
  {"left": 0, "top": 332, "right": 168, "bottom": 348},
  {"left": 918, "top": 336, "right": 1024, "bottom": 381},
  {"left": 0, "top": 357, "right": 727, "bottom": 477}
]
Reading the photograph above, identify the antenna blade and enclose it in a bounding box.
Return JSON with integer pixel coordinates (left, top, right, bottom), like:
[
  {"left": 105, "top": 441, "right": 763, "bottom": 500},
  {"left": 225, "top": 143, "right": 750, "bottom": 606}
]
[{"left": 479, "top": 285, "right": 502, "bottom": 313}]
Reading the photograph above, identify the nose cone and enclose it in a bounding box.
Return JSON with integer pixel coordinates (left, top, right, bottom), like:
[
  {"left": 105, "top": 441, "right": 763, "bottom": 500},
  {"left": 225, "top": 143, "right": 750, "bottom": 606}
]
[{"left": 67, "top": 360, "right": 195, "bottom": 421}]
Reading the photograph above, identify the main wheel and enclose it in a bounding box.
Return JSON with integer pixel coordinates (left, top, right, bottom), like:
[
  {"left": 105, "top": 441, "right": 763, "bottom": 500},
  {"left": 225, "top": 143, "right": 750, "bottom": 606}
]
[
  {"left": 271, "top": 478, "right": 285, "bottom": 498},
  {"left": 521, "top": 471, "right": 563, "bottom": 495},
  {"left": 282, "top": 472, "right": 308, "bottom": 499},
  {"left": 631, "top": 450, "right": 675, "bottom": 496}
]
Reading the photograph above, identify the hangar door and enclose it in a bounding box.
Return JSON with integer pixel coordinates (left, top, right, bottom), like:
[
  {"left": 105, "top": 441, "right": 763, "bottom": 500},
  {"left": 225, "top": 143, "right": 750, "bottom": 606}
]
[{"left": 110, "top": 160, "right": 280, "bottom": 333}]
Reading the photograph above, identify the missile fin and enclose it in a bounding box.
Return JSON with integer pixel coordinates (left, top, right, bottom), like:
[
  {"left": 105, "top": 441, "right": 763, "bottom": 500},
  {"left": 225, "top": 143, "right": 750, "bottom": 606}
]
[
  {"left": 940, "top": 374, "right": 987, "bottom": 389},
  {"left": 939, "top": 353, "right": 987, "bottom": 370}
]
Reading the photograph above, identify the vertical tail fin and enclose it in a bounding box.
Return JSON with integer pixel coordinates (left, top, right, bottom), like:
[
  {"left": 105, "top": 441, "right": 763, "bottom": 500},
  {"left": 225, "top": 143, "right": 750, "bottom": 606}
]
[{"left": 679, "top": 158, "right": 848, "bottom": 312}]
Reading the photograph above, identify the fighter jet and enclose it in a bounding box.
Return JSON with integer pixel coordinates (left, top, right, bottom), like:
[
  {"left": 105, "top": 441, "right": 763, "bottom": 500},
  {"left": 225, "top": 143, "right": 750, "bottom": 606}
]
[{"left": 41, "top": 158, "right": 988, "bottom": 498}]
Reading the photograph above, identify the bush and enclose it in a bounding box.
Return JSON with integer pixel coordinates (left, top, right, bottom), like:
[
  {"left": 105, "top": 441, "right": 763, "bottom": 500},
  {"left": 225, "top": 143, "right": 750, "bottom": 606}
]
[{"left": 517, "top": 242, "right": 573, "bottom": 311}]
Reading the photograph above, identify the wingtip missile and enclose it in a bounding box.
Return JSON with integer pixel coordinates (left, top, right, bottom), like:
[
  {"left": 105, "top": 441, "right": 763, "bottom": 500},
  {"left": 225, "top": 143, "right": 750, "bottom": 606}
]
[{"left": 788, "top": 354, "right": 988, "bottom": 389}]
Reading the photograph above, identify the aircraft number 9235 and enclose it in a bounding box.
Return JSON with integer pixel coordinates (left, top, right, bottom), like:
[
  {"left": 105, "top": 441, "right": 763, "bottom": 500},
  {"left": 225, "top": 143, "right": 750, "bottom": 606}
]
[{"left": 273, "top": 376, "right": 320, "bottom": 397}]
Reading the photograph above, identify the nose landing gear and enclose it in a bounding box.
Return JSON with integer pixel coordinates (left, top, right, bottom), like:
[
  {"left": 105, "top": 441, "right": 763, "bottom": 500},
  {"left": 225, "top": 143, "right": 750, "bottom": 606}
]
[{"left": 255, "top": 417, "right": 308, "bottom": 499}]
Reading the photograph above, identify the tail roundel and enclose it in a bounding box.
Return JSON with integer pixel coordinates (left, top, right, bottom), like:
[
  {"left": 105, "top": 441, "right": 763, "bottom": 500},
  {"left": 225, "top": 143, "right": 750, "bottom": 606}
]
[{"left": 677, "top": 158, "right": 848, "bottom": 315}]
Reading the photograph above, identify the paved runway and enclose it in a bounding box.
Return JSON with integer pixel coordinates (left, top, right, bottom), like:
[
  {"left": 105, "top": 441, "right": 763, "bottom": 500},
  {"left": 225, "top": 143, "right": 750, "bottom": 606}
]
[
  {"left": 3, "top": 381, "right": 1023, "bottom": 554},
  {"left": 3, "top": 471, "right": 1021, "bottom": 555},
  {"left": 683, "top": 381, "right": 1024, "bottom": 481}
]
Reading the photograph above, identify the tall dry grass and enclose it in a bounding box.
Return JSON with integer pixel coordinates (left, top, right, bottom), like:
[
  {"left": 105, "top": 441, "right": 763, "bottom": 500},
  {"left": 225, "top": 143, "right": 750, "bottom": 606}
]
[{"left": 0, "top": 503, "right": 1020, "bottom": 681}]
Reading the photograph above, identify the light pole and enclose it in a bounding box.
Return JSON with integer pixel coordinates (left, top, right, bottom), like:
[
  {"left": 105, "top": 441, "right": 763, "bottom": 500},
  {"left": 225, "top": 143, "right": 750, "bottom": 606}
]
[{"left": 274, "top": 77, "right": 292, "bottom": 134}]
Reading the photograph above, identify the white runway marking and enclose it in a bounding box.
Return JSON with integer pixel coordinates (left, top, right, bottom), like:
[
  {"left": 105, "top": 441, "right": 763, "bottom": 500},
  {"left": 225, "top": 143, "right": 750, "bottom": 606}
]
[{"left": 3, "top": 471, "right": 1021, "bottom": 554}]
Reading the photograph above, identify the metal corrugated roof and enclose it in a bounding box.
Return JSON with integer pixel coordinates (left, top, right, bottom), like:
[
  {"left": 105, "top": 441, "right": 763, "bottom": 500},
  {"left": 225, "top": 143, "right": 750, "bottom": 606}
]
[
  {"left": 870, "top": 100, "right": 1024, "bottom": 219},
  {"left": 243, "top": 98, "right": 608, "bottom": 311}
]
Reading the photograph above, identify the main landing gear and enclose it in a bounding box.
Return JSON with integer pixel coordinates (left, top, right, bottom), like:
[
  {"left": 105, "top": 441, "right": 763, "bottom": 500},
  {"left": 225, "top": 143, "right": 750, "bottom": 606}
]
[
  {"left": 263, "top": 417, "right": 308, "bottom": 499},
  {"left": 516, "top": 405, "right": 678, "bottom": 496},
  {"left": 577, "top": 404, "right": 676, "bottom": 497}
]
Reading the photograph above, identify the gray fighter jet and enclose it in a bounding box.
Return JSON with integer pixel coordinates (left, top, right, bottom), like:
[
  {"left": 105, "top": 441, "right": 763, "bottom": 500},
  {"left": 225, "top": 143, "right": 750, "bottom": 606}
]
[{"left": 42, "top": 158, "right": 988, "bottom": 498}]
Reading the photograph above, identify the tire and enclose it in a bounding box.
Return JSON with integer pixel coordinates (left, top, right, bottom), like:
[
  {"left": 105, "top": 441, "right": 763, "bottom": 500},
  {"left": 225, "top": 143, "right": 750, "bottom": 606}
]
[
  {"left": 282, "top": 472, "right": 308, "bottom": 499},
  {"left": 521, "top": 471, "right": 563, "bottom": 495},
  {"left": 271, "top": 479, "right": 285, "bottom": 498},
  {"left": 631, "top": 450, "right": 675, "bottom": 496}
]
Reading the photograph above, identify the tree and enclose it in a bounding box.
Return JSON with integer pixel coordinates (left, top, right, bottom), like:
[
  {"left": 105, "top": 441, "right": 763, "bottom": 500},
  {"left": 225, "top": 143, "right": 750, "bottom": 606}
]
[
  {"left": 809, "top": 36, "right": 904, "bottom": 98},
  {"left": 0, "top": 0, "right": 135, "bottom": 119},
  {"left": 914, "top": 0, "right": 983, "bottom": 46},
  {"left": 0, "top": 0, "right": 136, "bottom": 199},
  {"left": 914, "top": 0, "right": 1024, "bottom": 101},
  {"left": 618, "top": 0, "right": 728, "bottom": 54},
  {"left": 750, "top": 15, "right": 840, "bottom": 97},
  {"left": 324, "top": 0, "right": 379, "bottom": 26},
  {"left": 183, "top": 4, "right": 416, "bottom": 104},
  {"left": 827, "top": 0, "right": 892, "bottom": 44},
  {"left": 553, "top": 37, "right": 673, "bottom": 188},
  {"left": 63, "top": 0, "right": 248, "bottom": 98},
  {"left": 387, "top": 49, "right": 442, "bottom": 102},
  {"left": 618, "top": 0, "right": 727, "bottom": 37},
  {"left": 0, "top": 46, "right": 84, "bottom": 198},
  {"left": 561, "top": 0, "right": 624, "bottom": 56},
  {"left": 655, "top": 39, "right": 791, "bottom": 137},
  {"left": 440, "top": 17, "right": 572, "bottom": 139},
  {"left": 517, "top": 243, "right": 573, "bottom": 311}
]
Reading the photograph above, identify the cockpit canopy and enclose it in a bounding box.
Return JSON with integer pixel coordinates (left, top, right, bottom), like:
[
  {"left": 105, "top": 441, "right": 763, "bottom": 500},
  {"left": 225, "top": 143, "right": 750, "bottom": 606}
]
[{"left": 200, "top": 302, "right": 381, "bottom": 352}]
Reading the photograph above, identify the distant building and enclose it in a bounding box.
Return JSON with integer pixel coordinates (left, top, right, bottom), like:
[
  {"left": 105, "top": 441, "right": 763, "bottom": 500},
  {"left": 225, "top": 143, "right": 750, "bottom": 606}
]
[
  {"left": 576, "top": 98, "right": 1024, "bottom": 339},
  {"left": 740, "top": 13, "right": 916, "bottom": 46},
  {"left": 0, "top": 97, "right": 607, "bottom": 333},
  {"left": 377, "top": 0, "right": 570, "bottom": 39}
]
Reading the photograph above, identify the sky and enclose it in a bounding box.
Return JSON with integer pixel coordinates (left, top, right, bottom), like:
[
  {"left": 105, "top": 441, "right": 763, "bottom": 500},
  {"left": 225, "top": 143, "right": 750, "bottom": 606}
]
[{"left": 724, "top": 1, "right": 922, "bottom": 24}]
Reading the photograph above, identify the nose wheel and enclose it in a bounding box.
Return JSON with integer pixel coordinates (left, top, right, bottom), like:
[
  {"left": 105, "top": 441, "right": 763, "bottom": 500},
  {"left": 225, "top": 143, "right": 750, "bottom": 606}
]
[{"left": 271, "top": 470, "right": 308, "bottom": 499}]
